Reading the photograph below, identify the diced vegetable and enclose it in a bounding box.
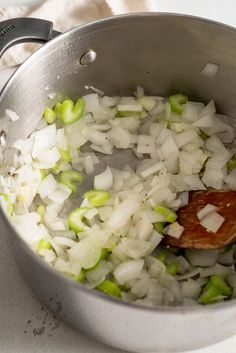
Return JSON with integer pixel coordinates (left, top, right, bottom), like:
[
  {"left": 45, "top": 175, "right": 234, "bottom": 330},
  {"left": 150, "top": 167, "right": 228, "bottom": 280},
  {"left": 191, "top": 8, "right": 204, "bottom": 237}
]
[
  {"left": 59, "top": 170, "right": 83, "bottom": 193},
  {"left": 59, "top": 98, "right": 85, "bottom": 124},
  {"left": 227, "top": 157, "right": 236, "bottom": 171},
  {"left": 59, "top": 148, "right": 71, "bottom": 162},
  {"left": 97, "top": 279, "right": 121, "bottom": 297},
  {"left": 43, "top": 107, "right": 57, "bottom": 124},
  {"left": 154, "top": 222, "right": 164, "bottom": 234},
  {"left": 83, "top": 189, "right": 110, "bottom": 207},
  {"left": 199, "top": 275, "right": 232, "bottom": 304},
  {"left": 168, "top": 93, "right": 188, "bottom": 114},
  {"left": 68, "top": 207, "right": 89, "bottom": 233},
  {"left": 166, "top": 263, "right": 178, "bottom": 276},
  {"left": 154, "top": 205, "right": 177, "bottom": 223}
]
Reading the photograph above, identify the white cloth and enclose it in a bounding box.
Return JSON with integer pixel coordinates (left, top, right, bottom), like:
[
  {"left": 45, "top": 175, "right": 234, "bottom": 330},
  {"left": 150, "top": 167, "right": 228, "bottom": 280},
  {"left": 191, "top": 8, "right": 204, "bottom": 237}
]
[{"left": 0, "top": 0, "right": 154, "bottom": 67}]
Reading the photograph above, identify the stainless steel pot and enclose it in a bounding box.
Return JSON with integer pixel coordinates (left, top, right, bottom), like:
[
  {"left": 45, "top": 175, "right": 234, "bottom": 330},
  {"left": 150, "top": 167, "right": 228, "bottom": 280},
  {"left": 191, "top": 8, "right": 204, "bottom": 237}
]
[{"left": 0, "top": 13, "right": 236, "bottom": 353}]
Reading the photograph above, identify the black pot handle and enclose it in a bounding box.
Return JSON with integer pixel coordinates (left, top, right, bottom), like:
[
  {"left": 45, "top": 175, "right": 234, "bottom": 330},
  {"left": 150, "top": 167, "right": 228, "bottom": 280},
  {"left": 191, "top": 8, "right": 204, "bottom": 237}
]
[{"left": 0, "top": 17, "right": 61, "bottom": 57}]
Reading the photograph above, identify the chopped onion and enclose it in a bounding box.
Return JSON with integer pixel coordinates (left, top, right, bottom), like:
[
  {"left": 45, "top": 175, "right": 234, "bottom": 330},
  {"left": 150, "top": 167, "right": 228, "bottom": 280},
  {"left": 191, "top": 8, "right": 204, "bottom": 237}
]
[{"left": 200, "top": 211, "right": 225, "bottom": 233}]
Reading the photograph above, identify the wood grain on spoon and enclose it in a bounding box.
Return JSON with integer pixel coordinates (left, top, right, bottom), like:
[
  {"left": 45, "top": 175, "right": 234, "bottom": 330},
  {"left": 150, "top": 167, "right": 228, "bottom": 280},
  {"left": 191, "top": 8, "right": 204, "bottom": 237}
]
[{"left": 164, "top": 190, "right": 236, "bottom": 249}]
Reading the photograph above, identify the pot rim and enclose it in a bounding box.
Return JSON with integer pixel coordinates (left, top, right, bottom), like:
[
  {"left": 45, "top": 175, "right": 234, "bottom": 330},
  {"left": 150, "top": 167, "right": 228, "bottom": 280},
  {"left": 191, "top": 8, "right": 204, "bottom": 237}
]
[{"left": 1, "top": 11, "right": 236, "bottom": 314}]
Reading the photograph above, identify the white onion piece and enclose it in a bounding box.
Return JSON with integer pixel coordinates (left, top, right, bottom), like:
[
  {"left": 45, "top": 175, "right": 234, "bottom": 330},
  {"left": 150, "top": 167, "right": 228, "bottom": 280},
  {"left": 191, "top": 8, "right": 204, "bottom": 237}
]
[
  {"left": 94, "top": 166, "right": 113, "bottom": 191},
  {"left": 117, "top": 104, "right": 143, "bottom": 112},
  {"left": 185, "top": 249, "right": 219, "bottom": 267},
  {"left": 165, "top": 222, "right": 184, "bottom": 239},
  {"left": 181, "top": 279, "right": 201, "bottom": 298},
  {"left": 5, "top": 109, "right": 21, "bottom": 121},
  {"left": 197, "top": 204, "right": 218, "bottom": 221},
  {"left": 137, "top": 135, "right": 155, "bottom": 154},
  {"left": 38, "top": 174, "right": 58, "bottom": 199},
  {"left": 113, "top": 259, "right": 144, "bottom": 285},
  {"left": 200, "top": 211, "right": 225, "bottom": 233},
  {"left": 106, "top": 199, "right": 139, "bottom": 230}
]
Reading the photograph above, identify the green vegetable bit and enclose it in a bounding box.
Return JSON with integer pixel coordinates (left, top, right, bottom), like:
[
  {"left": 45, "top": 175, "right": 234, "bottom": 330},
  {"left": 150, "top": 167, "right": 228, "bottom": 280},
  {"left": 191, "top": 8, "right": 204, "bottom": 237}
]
[
  {"left": 97, "top": 280, "right": 121, "bottom": 298},
  {"left": 168, "top": 93, "right": 188, "bottom": 114},
  {"left": 166, "top": 263, "right": 178, "bottom": 276},
  {"left": 37, "top": 205, "right": 45, "bottom": 221},
  {"left": 37, "top": 238, "right": 52, "bottom": 252},
  {"left": 59, "top": 98, "right": 85, "bottom": 124},
  {"left": 154, "top": 222, "right": 165, "bottom": 234},
  {"left": 40, "top": 169, "right": 48, "bottom": 180},
  {"left": 68, "top": 207, "right": 89, "bottom": 233},
  {"left": 83, "top": 189, "right": 110, "bottom": 207},
  {"left": 199, "top": 275, "right": 232, "bottom": 304},
  {"left": 75, "top": 269, "right": 86, "bottom": 283},
  {"left": 156, "top": 251, "right": 168, "bottom": 263},
  {"left": 59, "top": 148, "right": 71, "bottom": 162},
  {"left": 154, "top": 205, "right": 177, "bottom": 223},
  {"left": 116, "top": 111, "right": 140, "bottom": 118},
  {"left": 200, "top": 131, "right": 209, "bottom": 140},
  {"left": 227, "top": 157, "right": 236, "bottom": 171},
  {"left": 43, "top": 107, "right": 57, "bottom": 124},
  {"left": 59, "top": 170, "right": 83, "bottom": 193},
  {"left": 210, "top": 275, "right": 232, "bottom": 296}
]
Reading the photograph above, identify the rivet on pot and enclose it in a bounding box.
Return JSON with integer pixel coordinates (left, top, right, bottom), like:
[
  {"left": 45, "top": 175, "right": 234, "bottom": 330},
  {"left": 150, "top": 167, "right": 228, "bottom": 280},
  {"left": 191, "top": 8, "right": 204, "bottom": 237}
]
[
  {"left": 80, "top": 50, "right": 97, "bottom": 66},
  {"left": 0, "top": 130, "right": 6, "bottom": 148}
]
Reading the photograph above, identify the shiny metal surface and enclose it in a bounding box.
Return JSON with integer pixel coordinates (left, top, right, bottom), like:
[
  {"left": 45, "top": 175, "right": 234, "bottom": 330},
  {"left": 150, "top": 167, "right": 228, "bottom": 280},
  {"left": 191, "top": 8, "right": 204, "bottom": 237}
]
[{"left": 0, "top": 13, "right": 236, "bottom": 353}]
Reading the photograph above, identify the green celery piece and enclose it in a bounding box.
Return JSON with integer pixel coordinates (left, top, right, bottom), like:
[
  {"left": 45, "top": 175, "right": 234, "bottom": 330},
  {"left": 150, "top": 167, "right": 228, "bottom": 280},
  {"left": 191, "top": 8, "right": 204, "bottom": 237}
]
[
  {"left": 97, "top": 280, "right": 121, "bottom": 298},
  {"left": 83, "top": 189, "right": 110, "bottom": 207},
  {"left": 37, "top": 205, "right": 45, "bottom": 221},
  {"left": 86, "top": 249, "right": 111, "bottom": 272},
  {"left": 198, "top": 282, "right": 222, "bottom": 305},
  {"left": 168, "top": 93, "right": 188, "bottom": 114},
  {"left": 100, "top": 248, "right": 110, "bottom": 260},
  {"left": 59, "top": 98, "right": 85, "bottom": 124},
  {"left": 154, "top": 222, "right": 165, "bottom": 234},
  {"left": 68, "top": 207, "right": 89, "bottom": 233},
  {"left": 39, "top": 169, "right": 48, "bottom": 180},
  {"left": 154, "top": 205, "right": 177, "bottom": 223},
  {"left": 0, "top": 192, "right": 10, "bottom": 202},
  {"left": 156, "top": 251, "right": 168, "bottom": 263},
  {"left": 43, "top": 107, "right": 57, "bottom": 124},
  {"left": 59, "top": 148, "right": 71, "bottom": 162},
  {"left": 59, "top": 170, "right": 83, "bottom": 193},
  {"left": 227, "top": 157, "right": 236, "bottom": 171},
  {"left": 7, "top": 204, "right": 14, "bottom": 216},
  {"left": 210, "top": 275, "right": 232, "bottom": 296},
  {"left": 75, "top": 269, "right": 86, "bottom": 283},
  {"left": 37, "top": 239, "right": 52, "bottom": 251},
  {"left": 50, "top": 161, "right": 62, "bottom": 175},
  {"left": 166, "top": 263, "right": 178, "bottom": 276},
  {"left": 200, "top": 131, "right": 209, "bottom": 140},
  {"left": 116, "top": 111, "right": 140, "bottom": 118}
]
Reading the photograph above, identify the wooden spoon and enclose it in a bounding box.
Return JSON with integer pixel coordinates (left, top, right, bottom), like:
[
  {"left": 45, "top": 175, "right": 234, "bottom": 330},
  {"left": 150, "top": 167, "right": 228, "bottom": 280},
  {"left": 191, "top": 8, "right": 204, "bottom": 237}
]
[{"left": 163, "top": 190, "right": 236, "bottom": 249}]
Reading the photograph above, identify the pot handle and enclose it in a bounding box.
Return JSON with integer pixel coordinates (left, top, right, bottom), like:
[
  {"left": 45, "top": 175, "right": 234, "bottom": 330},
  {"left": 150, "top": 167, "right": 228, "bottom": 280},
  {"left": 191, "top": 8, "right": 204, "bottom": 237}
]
[{"left": 0, "top": 17, "right": 60, "bottom": 57}]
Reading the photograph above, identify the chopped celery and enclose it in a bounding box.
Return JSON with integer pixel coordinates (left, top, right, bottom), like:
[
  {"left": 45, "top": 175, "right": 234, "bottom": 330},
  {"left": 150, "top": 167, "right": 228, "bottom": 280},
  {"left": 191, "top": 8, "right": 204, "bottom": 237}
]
[
  {"left": 0, "top": 192, "right": 10, "bottom": 202},
  {"left": 37, "top": 205, "right": 45, "bottom": 221},
  {"left": 97, "top": 280, "right": 121, "bottom": 298},
  {"left": 7, "top": 203, "right": 14, "bottom": 216},
  {"left": 168, "top": 93, "right": 188, "bottom": 114},
  {"left": 68, "top": 207, "right": 89, "bottom": 233},
  {"left": 83, "top": 189, "right": 110, "bottom": 207},
  {"left": 59, "top": 170, "right": 83, "bottom": 193},
  {"left": 154, "top": 222, "right": 165, "bottom": 234},
  {"left": 59, "top": 148, "right": 71, "bottom": 162},
  {"left": 227, "top": 157, "right": 236, "bottom": 171},
  {"left": 199, "top": 275, "right": 232, "bottom": 304},
  {"left": 116, "top": 111, "right": 140, "bottom": 118},
  {"left": 210, "top": 275, "right": 232, "bottom": 296},
  {"left": 154, "top": 205, "right": 177, "bottom": 223},
  {"left": 198, "top": 282, "right": 222, "bottom": 305},
  {"left": 156, "top": 251, "right": 168, "bottom": 263},
  {"left": 100, "top": 248, "right": 110, "bottom": 260},
  {"left": 40, "top": 169, "right": 48, "bottom": 180},
  {"left": 54, "top": 102, "right": 62, "bottom": 117},
  {"left": 200, "top": 131, "right": 209, "bottom": 140},
  {"left": 0, "top": 193, "right": 13, "bottom": 215},
  {"left": 43, "top": 107, "right": 57, "bottom": 124},
  {"left": 75, "top": 269, "right": 86, "bottom": 283},
  {"left": 37, "top": 238, "right": 52, "bottom": 251},
  {"left": 50, "top": 161, "right": 62, "bottom": 175},
  {"left": 166, "top": 263, "right": 178, "bottom": 276},
  {"left": 59, "top": 98, "right": 85, "bottom": 124}
]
